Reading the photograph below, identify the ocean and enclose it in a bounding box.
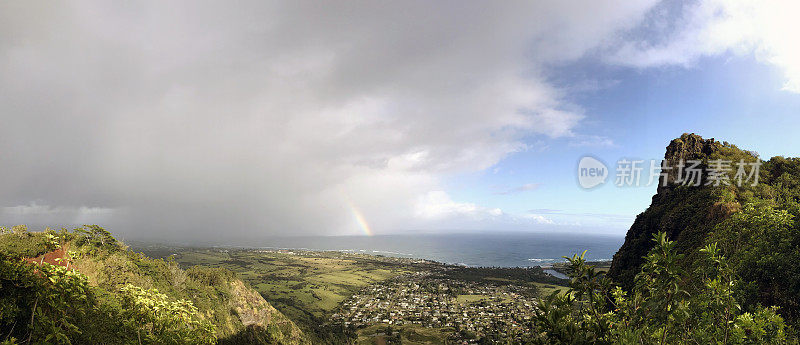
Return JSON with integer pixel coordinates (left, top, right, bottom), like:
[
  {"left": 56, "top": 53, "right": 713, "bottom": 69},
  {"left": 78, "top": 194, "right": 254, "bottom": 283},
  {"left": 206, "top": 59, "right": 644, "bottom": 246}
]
[{"left": 249, "top": 232, "right": 624, "bottom": 268}]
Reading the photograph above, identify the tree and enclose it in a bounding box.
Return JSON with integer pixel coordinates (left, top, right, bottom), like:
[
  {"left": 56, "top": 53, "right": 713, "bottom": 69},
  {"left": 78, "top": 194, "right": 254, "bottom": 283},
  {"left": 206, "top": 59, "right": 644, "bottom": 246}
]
[
  {"left": 74, "top": 225, "right": 121, "bottom": 251},
  {"left": 710, "top": 202, "right": 800, "bottom": 323},
  {"left": 0, "top": 253, "right": 101, "bottom": 344},
  {"left": 10, "top": 225, "right": 27, "bottom": 236},
  {"left": 531, "top": 232, "right": 789, "bottom": 344},
  {"left": 39, "top": 233, "right": 61, "bottom": 265}
]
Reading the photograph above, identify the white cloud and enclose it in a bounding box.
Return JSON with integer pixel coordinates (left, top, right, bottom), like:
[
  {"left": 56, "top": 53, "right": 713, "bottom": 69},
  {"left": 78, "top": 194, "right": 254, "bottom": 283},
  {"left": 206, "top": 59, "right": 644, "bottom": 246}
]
[
  {"left": 414, "top": 191, "right": 554, "bottom": 229},
  {"left": 569, "top": 135, "right": 617, "bottom": 148},
  {"left": 611, "top": 0, "right": 800, "bottom": 93},
  {"left": 527, "top": 209, "right": 634, "bottom": 228},
  {"left": 415, "top": 191, "right": 488, "bottom": 220},
  {"left": 493, "top": 183, "right": 541, "bottom": 195},
  {"left": 522, "top": 214, "right": 555, "bottom": 225}
]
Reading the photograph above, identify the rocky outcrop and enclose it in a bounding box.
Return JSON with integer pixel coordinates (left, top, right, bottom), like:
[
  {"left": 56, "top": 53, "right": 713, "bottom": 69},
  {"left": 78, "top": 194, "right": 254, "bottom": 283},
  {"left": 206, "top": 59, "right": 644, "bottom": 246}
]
[
  {"left": 228, "top": 280, "right": 309, "bottom": 345},
  {"left": 607, "top": 133, "right": 728, "bottom": 289},
  {"left": 657, "top": 133, "right": 721, "bottom": 194}
]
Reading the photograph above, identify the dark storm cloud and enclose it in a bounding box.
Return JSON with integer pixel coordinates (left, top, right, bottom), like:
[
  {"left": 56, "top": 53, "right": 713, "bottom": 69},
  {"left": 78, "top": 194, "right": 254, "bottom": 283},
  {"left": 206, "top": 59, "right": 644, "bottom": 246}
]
[{"left": 0, "top": 1, "right": 659, "bottom": 240}]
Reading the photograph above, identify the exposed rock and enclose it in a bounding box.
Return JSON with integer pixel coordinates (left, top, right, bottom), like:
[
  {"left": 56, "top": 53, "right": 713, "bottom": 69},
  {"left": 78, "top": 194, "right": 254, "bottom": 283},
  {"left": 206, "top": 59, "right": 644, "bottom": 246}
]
[
  {"left": 657, "top": 133, "right": 721, "bottom": 194},
  {"left": 607, "top": 133, "right": 727, "bottom": 289},
  {"left": 229, "top": 280, "right": 309, "bottom": 344}
]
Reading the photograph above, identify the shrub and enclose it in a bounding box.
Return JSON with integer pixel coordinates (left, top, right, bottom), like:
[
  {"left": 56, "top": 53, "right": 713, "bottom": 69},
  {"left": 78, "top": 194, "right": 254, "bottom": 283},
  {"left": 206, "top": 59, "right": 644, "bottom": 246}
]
[
  {"left": 531, "top": 232, "right": 789, "bottom": 344},
  {"left": 119, "top": 284, "right": 217, "bottom": 345}
]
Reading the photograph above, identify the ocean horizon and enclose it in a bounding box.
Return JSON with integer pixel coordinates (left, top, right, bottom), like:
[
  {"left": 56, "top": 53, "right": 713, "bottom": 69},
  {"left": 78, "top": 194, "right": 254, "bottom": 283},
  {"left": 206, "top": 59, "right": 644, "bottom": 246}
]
[{"left": 239, "top": 232, "right": 625, "bottom": 268}]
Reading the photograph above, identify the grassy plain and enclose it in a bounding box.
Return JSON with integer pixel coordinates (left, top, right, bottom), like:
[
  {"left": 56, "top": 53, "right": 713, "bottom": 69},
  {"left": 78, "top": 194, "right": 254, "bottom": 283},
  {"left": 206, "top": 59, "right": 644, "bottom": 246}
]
[
  {"left": 156, "top": 249, "right": 415, "bottom": 333},
  {"left": 355, "top": 324, "right": 451, "bottom": 345},
  {"left": 136, "top": 245, "right": 569, "bottom": 342},
  {"left": 455, "top": 294, "right": 490, "bottom": 303},
  {"left": 531, "top": 281, "right": 568, "bottom": 296}
]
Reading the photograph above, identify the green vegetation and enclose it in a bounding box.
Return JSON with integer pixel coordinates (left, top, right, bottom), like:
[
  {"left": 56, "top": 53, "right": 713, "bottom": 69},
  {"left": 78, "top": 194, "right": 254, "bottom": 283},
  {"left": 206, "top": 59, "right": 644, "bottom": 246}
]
[
  {"left": 705, "top": 154, "right": 800, "bottom": 325},
  {"left": 455, "top": 294, "right": 491, "bottom": 304},
  {"left": 141, "top": 246, "right": 568, "bottom": 343},
  {"left": 609, "top": 134, "right": 800, "bottom": 330},
  {"left": 118, "top": 284, "right": 216, "bottom": 344},
  {"left": 552, "top": 260, "right": 611, "bottom": 274},
  {"left": 0, "top": 226, "right": 47, "bottom": 257},
  {"left": 547, "top": 133, "right": 800, "bottom": 343},
  {"left": 530, "top": 281, "right": 568, "bottom": 296},
  {"left": 532, "top": 233, "right": 789, "bottom": 344},
  {"left": 0, "top": 226, "right": 308, "bottom": 345},
  {"left": 153, "top": 249, "right": 415, "bottom": 343},
  {"left": 355, "top": 324, "right": 450, "bottom": 345},
  {"left": 608, "top": 134, "right": 753, "bottom": 287}
]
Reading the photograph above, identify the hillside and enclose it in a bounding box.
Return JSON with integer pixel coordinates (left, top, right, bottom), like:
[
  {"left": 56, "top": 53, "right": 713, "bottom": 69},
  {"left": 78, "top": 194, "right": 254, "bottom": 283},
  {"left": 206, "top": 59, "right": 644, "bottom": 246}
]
[
  {"left": 0, "top": 226, "right": 309, "bottom": 345},
  {"left": 525, "top": 134, "right": 798, "bottom": 344},
  {"left": 608, "top": 133, "right": 738, "bottom": 287},
  {"left": 609, "top": 133, "right": 800, "bottom": 323}
]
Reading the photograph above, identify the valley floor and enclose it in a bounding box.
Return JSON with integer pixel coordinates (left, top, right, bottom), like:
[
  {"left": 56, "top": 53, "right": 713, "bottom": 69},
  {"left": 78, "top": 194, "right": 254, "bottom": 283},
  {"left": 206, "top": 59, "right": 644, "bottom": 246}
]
[{"left": 137, "top": 246, "right": 568, "bottom": 344}]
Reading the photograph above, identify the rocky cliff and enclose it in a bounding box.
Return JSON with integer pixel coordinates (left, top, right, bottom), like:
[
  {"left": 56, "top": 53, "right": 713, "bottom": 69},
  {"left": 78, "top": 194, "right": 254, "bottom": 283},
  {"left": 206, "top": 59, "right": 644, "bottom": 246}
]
[{"left": 607, "top": 133, "right": 749, "bottom": 288}]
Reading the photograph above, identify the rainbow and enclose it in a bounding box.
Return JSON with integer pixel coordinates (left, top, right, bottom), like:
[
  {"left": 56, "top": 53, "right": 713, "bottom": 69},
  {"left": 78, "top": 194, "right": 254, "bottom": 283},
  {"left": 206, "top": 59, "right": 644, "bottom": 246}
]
[{"left": 345, "top": 199, "right": 373, "bottom": 236}]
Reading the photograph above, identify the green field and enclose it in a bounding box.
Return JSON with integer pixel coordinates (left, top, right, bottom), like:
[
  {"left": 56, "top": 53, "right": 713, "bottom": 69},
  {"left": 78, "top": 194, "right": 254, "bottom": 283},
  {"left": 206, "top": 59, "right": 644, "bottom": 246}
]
[
  {"left": 355, "top": 324, "right": 450, "bottom": 345},
  {"left": 134, "top": 245, "right": 569, "bottom": 343},
  {"left": 531, "top": 281, "right": 568, "bottom": 296},
  {"left": 159, "top": 249, "right": 414, "bottom": 334}
]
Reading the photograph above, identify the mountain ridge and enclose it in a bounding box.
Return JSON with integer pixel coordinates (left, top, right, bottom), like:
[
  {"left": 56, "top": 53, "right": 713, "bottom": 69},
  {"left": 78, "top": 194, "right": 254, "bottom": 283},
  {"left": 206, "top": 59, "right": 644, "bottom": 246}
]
[{"left": 0, "top": 226, "right": 310, "bottom": 345}]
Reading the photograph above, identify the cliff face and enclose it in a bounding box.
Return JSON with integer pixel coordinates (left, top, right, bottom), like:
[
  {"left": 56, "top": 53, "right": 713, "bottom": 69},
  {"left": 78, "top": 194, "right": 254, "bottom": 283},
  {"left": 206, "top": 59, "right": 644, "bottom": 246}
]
[
  {"left": 607, "top": 134, "right": 735, "bottom": 288},
  {"left": 608, "top": 134, "right": 800, "bottom": 323},
  {"left": 226, "top": 280, "right": 308, "bottom": 345},
  {"left": 657, "top": 133, "right": 720, "bottom": 193}
]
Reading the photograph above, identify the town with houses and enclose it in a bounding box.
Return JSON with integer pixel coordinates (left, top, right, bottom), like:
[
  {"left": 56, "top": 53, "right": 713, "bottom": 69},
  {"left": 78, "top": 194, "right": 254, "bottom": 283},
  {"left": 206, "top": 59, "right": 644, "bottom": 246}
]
[{"left": 332, "top": 272, "right": 542, "bottom": 343}]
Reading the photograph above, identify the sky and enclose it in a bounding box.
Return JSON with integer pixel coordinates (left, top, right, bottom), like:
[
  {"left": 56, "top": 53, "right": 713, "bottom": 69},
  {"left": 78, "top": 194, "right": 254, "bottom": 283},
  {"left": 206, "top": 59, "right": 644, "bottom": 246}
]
[{"left": 1, "top": 0, "right": 800, "bottom": 240}]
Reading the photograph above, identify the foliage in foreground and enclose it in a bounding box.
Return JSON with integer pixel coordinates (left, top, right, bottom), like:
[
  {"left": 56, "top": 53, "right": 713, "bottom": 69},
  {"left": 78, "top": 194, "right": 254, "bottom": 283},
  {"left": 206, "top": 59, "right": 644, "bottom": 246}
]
[
  {"left": 119, "top": 284, "right": 216, "bottom": 345},
  {"left": 0, "top": 225, "right": 307, "bottom": 345},
  {"left": 531, "top": 232, "right": 791, "bottom": 344},
  {"left": 710, "top": 201, "right": 800, "bottom": 323}
]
